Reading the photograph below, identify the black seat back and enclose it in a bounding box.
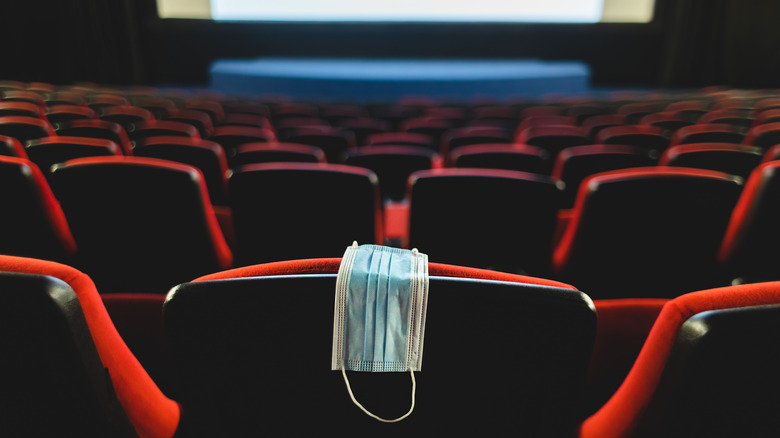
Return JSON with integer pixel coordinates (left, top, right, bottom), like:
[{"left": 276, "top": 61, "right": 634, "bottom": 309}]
[{"left": 164, "top": 274, "right": 596, "bottom": 437}]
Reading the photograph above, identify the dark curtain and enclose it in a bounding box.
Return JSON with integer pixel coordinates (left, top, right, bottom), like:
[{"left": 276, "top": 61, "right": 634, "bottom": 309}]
[{"left": 0, "top": 0, "right": 147, "bottom": 86}]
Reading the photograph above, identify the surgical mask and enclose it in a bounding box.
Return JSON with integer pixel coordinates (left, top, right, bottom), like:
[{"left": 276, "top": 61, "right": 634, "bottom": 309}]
[{"left": 332, "top": 242, "right": 429, "bottom": 422}]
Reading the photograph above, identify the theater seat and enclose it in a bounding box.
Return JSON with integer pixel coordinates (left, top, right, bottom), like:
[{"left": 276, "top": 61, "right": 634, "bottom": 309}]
[
  {"left": 337, "top": 117, "right": 392, "bottom": 146},
  {"left": 0, "top": 134, "right": 28, "bottom": 158},
  {"left": 98, "top": 105, "right": 155, "bottom": 131},
  {"left": 718, "top": 161, "right": 780, "bottom": 283},
  {"left": 552, "top": 144, "right": 658, "bottom": 207},
  {"left": 284, "top": 125, "right": 356, "bottom": 162},
  {"left": 658, "top": 142, "right": 763, "bottom": 179},
  {"left": 209, "top": 126, "right": 276, "bottom": 155},
  {"left": 0, "top": 255, "right": 180, "bottom": 438},
  {"left": 164, "top": 258, "right": 596, "bottom": 437},
  {"left": 126, "top": 120, "right": 201, "bottom": 141},
  {"left": 742, "top": 121, "right": 780, "bottom": 149},
  {"left": 553, "top": 167, "right": 743, "bottom": 299},
  {"left": 0, "top": 101, "right": 47, "bottom": 118},
  {"left": 669, "top": 123, "right": 746, "bottom": 147},
  {"left": 230, "top": 141, "right": 326, "bottom": 166},
  {"left": 46, "top": 104, "right": 99, "bottom": 125},
  {"left": 442, "top": 126, "right": 512, "bottom": 157},
  {"left": 0, "top": 115, "right": 56, "bottom": 143},
  {"left": 595, "top": 125, "right": 670, "bottom": 151},
  {"left": 55, "top": 119, "right": 134, "bottom": 155},
  {"left": 515, "top": 125, "right": 592, "bottom": 158},
  {"left": 407, "top": 168, "right": 564, "bottom": 276},
  {"left": 165, "top": 109, "right": 215, "bottom": 138},
  {"left": 133, "top": 136, "right": 230, "bottom": 206},
  {"left": 25, "top": 136, "right": 123, "bottom": 174},
  {"left": 0, "top": 271, "right": 138, "bottom": 437},
  {"left": 229, "top": 162, "right": 383, "bottom": 266},
  {"left": 450, "top": 143, "right": 552, "bottom": 173},
  {"left": 0, "top": 155, "right": 77, "bottom": 261},
  {"left": 48, "top": 156, "right": 233, "bottom": 293},
  {"left": 343, "top": 145, "right": 435, "bottom": 202},
  {"left": 580, "top": 281, "right": 780, "bottom": 438}
]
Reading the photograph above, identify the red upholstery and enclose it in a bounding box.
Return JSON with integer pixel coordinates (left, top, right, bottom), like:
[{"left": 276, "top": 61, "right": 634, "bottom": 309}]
[
  {"left": 0, "top": 155, "right": 77, "bottom": 257},
  {"left": 553, "top": 166, "right": 741, "bottom": 273},
  {"left": 0, "top": 115, "right": 57, "bottom": 142},
  {"left": 717, "top": 160, "right": 780, "bottom": 276},
  {"left": 192, "top": 256, "right": 578, "bottom": 290},
  {"left": 129, "top": 120, "right": 201, "bottom": 140},
  {"left": 0, "top": 255, "right": 180, "bottom": 438},
  {"left": 0, "top": 134, "right": 28, "bottom": 158},
  {"left": 669, "top": 123, "right": 745, "bottom": 146},
  {"left": 579, "top": 281, "right": 780, "bottom": 438},
  {"left": 0, "top": 101, "right": 47, "bottom": 118},
  {"left": 54, "top": 119, "right": 133, "bottom": 155},
  {"left": 580, "top": 299, "right": 668, "bottom": 418},
  {"left": 49, "top": 156, "right": 233, "bottom": 293},
  {"left": 56, "top": 155, "right": 233, "bottom": 269}
]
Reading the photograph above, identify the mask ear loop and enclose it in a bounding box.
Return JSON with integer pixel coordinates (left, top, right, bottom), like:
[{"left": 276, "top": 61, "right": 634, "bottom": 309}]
[{"left": 341, "top": 366, "right": 416, "bottom": 423}]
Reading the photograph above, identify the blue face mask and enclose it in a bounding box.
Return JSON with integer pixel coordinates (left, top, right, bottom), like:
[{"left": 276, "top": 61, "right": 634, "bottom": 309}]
[{"left": 332, "top": 242, "right": 429, "bottom": 422}]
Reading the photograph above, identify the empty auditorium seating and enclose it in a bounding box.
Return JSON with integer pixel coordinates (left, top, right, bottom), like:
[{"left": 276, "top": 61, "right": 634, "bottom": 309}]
[
  {"left": 0, "top": 101, "right": 46, "bottom": 118},
  {"left": 595, "top": 125, "right": 670, "bottom": 150},
  {"left": 742, "top": 121, "right": 780, "bottom": 149},
  {"left": 581, "top": 114, "right": 628, "bottom": 138},
  {"left": 218, "top": 113, "right": 273, "bottom": 129},
  {"left": 165, "top": 109, "right": 215, "bottom": 138},
  {"left": 659, "top": 142, "right": 763, "bottom": 179},
  {"left": 343, "top": 145, "right": 435, "bottom": 202},
  {"left": 86, "top": 94, "right": 131, "bottom": 111},
  {"left": 366, "top": 131, "right": 437, "bottom": 149},
  {"left": 638, "top": 111, "right": 694, "bottom": 131},
  {"left": 718, "top": 161, "right": 780, "bottom": 283},
  {"left": 0, "top": 115, "right": 56, "bottom": 143},
  {"left": 516, "top": 125, "right": 592, "bottom": 157},
  {"left": 183, "top": 98, "right": 225, "bottom": 126},
  {"left": 164, "top": 258, "right": 596, "bottom": 437},
  {"left": 407, "top": 168, "right": 564, "bottom": 275},
  {"left": 580, "top": 281, "right": 780, "bottom": 438},
  {"left": 3, "top": 90, "right": 46, "bottom": 107},
  {"left": 131, "top": 96, "right": 177, "bottom": 120},
  {"left": 132, "top": 136, "right": 230, "bottom": 205},
  {"left": 669, "top": 123, "right": 746, "bottom": 146},
  {"left": 0, "top": 134, "right": 27, "bottom": 158},
  {"left": 127, "top": 120, "right": 201, "bottom": 141},
  {"left": 98, "top": 105, "right": 155, "bottom": 131},
  {"left": 664, "top": 99, "right": 709, "bottom": 122},
  {"left": 0, "top": 255, "right": 180, "bottom": 438},
  {"left": 399, "top": 117, "right": 454, "bottom": 147},
  {"left": 48, "top": 156, "right": 233, "bottom": 293},
  {"left": 208, "top": 125, "right": 276, "bottom": 154},
  {"left": 553, "top": 167, "right": 743, "bottom": 299},
  {"left": 46, "top": 104, "right": 98, "bottom": 124},
  {"left": 516, "top": 114, "right": 577, "bottom": 131},
  {"left": 450, "top": 143, "right": 552, "bottom": 173},
  {"left": 230, "top": 141, "right": 326, "bottom": 165},
  {"left": 228, "top": 162, "right": 382, "bottom": 266},
  {"left": 552, "top": 144, "right": 659, "bottom": 207},
  {"left": 338, "top": 117, "right": 392, "bottom": 146},
  {"left": 698, "top": 108, "right": 754, "bottom": 128},
  {"left": 284, "top": 125, "right": 356, "bottom": 162},
  {"left": 0, "top": 155, "right": 77, "bottom": 261},
  {"left": 25, "top": 136, "right": 122, "bottom": 174},
  {"left": 0, "top": 271, "right": 138, "bottom": 437},
  {"left": 55, "top": 119, "right": 134, "bottom": 155}
]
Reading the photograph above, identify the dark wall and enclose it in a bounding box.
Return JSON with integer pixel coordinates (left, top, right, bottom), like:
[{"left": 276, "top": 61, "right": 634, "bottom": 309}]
[{"left": 1, "top": 0, "right": 778, "bottom": 90}]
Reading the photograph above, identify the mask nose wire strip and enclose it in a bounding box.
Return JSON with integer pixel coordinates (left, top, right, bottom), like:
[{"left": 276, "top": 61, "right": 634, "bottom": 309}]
[{"left": 341, "top": 367, "right": 416, "bottom": 423}]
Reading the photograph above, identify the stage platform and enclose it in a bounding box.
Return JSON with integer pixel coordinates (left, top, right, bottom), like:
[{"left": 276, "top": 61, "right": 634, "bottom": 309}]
[{"left": 208, "top": 58, "right": 591, "bottom": 102}]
